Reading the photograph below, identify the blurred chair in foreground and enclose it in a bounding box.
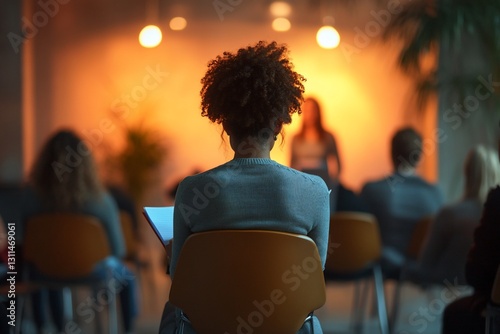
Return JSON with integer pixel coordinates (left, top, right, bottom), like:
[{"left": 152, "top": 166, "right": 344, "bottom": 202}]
[
  {"left": 324, "top": 212, "right": 389, "bottom": 334},
  {"left": 168, "top": 230, "right": 326, "bottom": 334}
]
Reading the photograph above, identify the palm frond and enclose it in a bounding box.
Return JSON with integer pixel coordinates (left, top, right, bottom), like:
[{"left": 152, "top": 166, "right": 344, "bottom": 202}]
[{"left": 383, "top": 0, "right": 500, "bottom": 109}]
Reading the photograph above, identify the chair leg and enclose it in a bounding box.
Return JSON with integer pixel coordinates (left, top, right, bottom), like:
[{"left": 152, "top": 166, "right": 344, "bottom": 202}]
[
  {"left": 88, "top": 286, "right": 103, "bottom": 334},
  {"left": 350, "top": 281, "right": 362, "bottom": 333},
  {"left": 373, "top": 265, "right": 389, "bottom": 334},
  {"left": 352, "top": 279, "right": 370, "bottom": 334},
  {"left": 62, "top": 287, "right": 74, "bottom": 324},
  {"left": 389, "top": 279, "right": 402, "bottom": 333},
  {"left": 108, "top": 290, "right": 118, "bottom": 334}
]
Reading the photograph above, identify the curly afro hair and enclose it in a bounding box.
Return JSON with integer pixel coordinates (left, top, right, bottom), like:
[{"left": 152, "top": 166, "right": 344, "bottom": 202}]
[{"left": 200, "top": 41, "right": 306, "bottom": 139}]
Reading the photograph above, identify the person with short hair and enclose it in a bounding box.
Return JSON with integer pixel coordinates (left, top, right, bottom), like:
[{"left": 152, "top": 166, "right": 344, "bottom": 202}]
[
  {"left": 360, "top": 127, "right": 444, "bottom": 279},
  {"left": 159, "top": 41, "right": 330, "bottom": 334}
]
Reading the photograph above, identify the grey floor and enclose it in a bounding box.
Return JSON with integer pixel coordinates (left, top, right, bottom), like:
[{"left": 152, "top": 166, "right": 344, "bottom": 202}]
[{"left": 316, "top": 282, "right": 472, "bottom": 334}]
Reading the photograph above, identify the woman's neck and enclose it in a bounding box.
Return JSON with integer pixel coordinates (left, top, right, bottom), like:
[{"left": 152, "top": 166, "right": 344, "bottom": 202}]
[
  {"left": 231, "top": 136, "right": 273, "bottom": 159},
  {"left": 233, "top": 151, "right": 271, "bottom": 159},
  {"left": 396, "top": 166, "right": 416, "bottom": 176}
]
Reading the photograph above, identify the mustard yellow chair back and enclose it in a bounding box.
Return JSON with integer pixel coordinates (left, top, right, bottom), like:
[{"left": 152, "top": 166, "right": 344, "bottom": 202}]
[
  {"left": 325, "top": 212, "right": 382, "bottom": 274},
  {"left": 169, "top": 229, "right": 326, "bottom": 334},
  {"left": 406, "top": 215, "right": 433, "bottom": 260},
  {"left": 23, "top": 213, "right": 111, "bottom": 279}
]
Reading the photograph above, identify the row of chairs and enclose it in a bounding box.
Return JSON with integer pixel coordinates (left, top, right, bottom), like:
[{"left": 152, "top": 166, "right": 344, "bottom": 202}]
[
  {"left": 9, "top": 212, "right": 388, "bottom": 333},
  {"left": 8, "top": 211, "right": 499, "bottom": 333},
  {"left": 168, "top": 211, "right": 391, "bottom": 334}
]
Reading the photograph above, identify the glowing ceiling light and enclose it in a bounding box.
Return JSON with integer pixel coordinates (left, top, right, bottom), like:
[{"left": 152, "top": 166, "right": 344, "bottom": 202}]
[
  {"left": 316, "top": 25, "right": 340, "bottom": 49},
  {"left": 269, "top": 1, "right": 292, "bottom": 17},
  {"left": 139, "top": 25, "right": 162, "bottom": 48},
  {"left": 169, "top": 17, "right": 187, "bottom": 31},
  {"left": 272, "top": 17, "right": 291, "bottom": 32}
]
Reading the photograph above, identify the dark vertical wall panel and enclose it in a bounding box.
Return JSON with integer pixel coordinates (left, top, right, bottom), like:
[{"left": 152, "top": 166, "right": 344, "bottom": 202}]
[{"left": 0, "top": 1, "right": 23, "bottom": 183}]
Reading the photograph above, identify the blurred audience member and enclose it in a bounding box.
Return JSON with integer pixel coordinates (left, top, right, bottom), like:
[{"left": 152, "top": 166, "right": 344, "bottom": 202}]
[
  {"left": 20, "top": 129, "right": 138, "bottom": 334},
  {"left": 335, "top": 182, "right": 370, "bottom": 213},
  {"left": 411, "top": 145, "right": 500, "bottom": 285},
  {"left": 360, "top": 127, "right": 444, "bottom": 279},
  {"left": 442, "top": 140, "right": 500, "bottom": 334}
]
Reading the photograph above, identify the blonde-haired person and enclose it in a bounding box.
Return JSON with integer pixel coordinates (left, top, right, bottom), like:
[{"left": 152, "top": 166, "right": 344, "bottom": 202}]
[
  {"left": 412, "top": 145, "right": 500, "bottom": 286},
  {"left": 20, "top": 129, "right": 138, "bottom": 334},
  {"left": 442, "top": 138, "right": 500, "bottom": 334}
]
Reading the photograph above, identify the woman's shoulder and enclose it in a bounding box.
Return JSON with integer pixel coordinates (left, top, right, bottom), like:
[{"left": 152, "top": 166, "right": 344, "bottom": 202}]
[
  {"left": 81, "top": 190, "right": 119, "bottom": 214},
  {"left": 323, "top": 131, "right": 337, "bottom": 143},
  {"left": 279, "top": 165, "right": 330, "bottom": 191},
  {"left": 181, "top": 160, "right": 328, "bottom": 189}
]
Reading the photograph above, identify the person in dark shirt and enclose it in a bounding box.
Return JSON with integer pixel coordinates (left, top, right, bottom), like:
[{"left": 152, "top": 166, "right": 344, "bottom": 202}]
[
  {"left": 442, "top": 139, "right": 500, "bottom": 334},
  {"left": 335, "top": 182, "right": 370, "bottom": 213}
]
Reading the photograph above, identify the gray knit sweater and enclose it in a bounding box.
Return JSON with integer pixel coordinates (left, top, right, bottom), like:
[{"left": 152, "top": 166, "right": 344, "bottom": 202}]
[{"left": 170, "top": 158, "right": 330, "bottom": 277}]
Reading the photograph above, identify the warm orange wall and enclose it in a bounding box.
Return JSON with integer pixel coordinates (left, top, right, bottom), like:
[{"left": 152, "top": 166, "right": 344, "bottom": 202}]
[{"left": 29, "top": 17, "right": 436, "bottom": 203}]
